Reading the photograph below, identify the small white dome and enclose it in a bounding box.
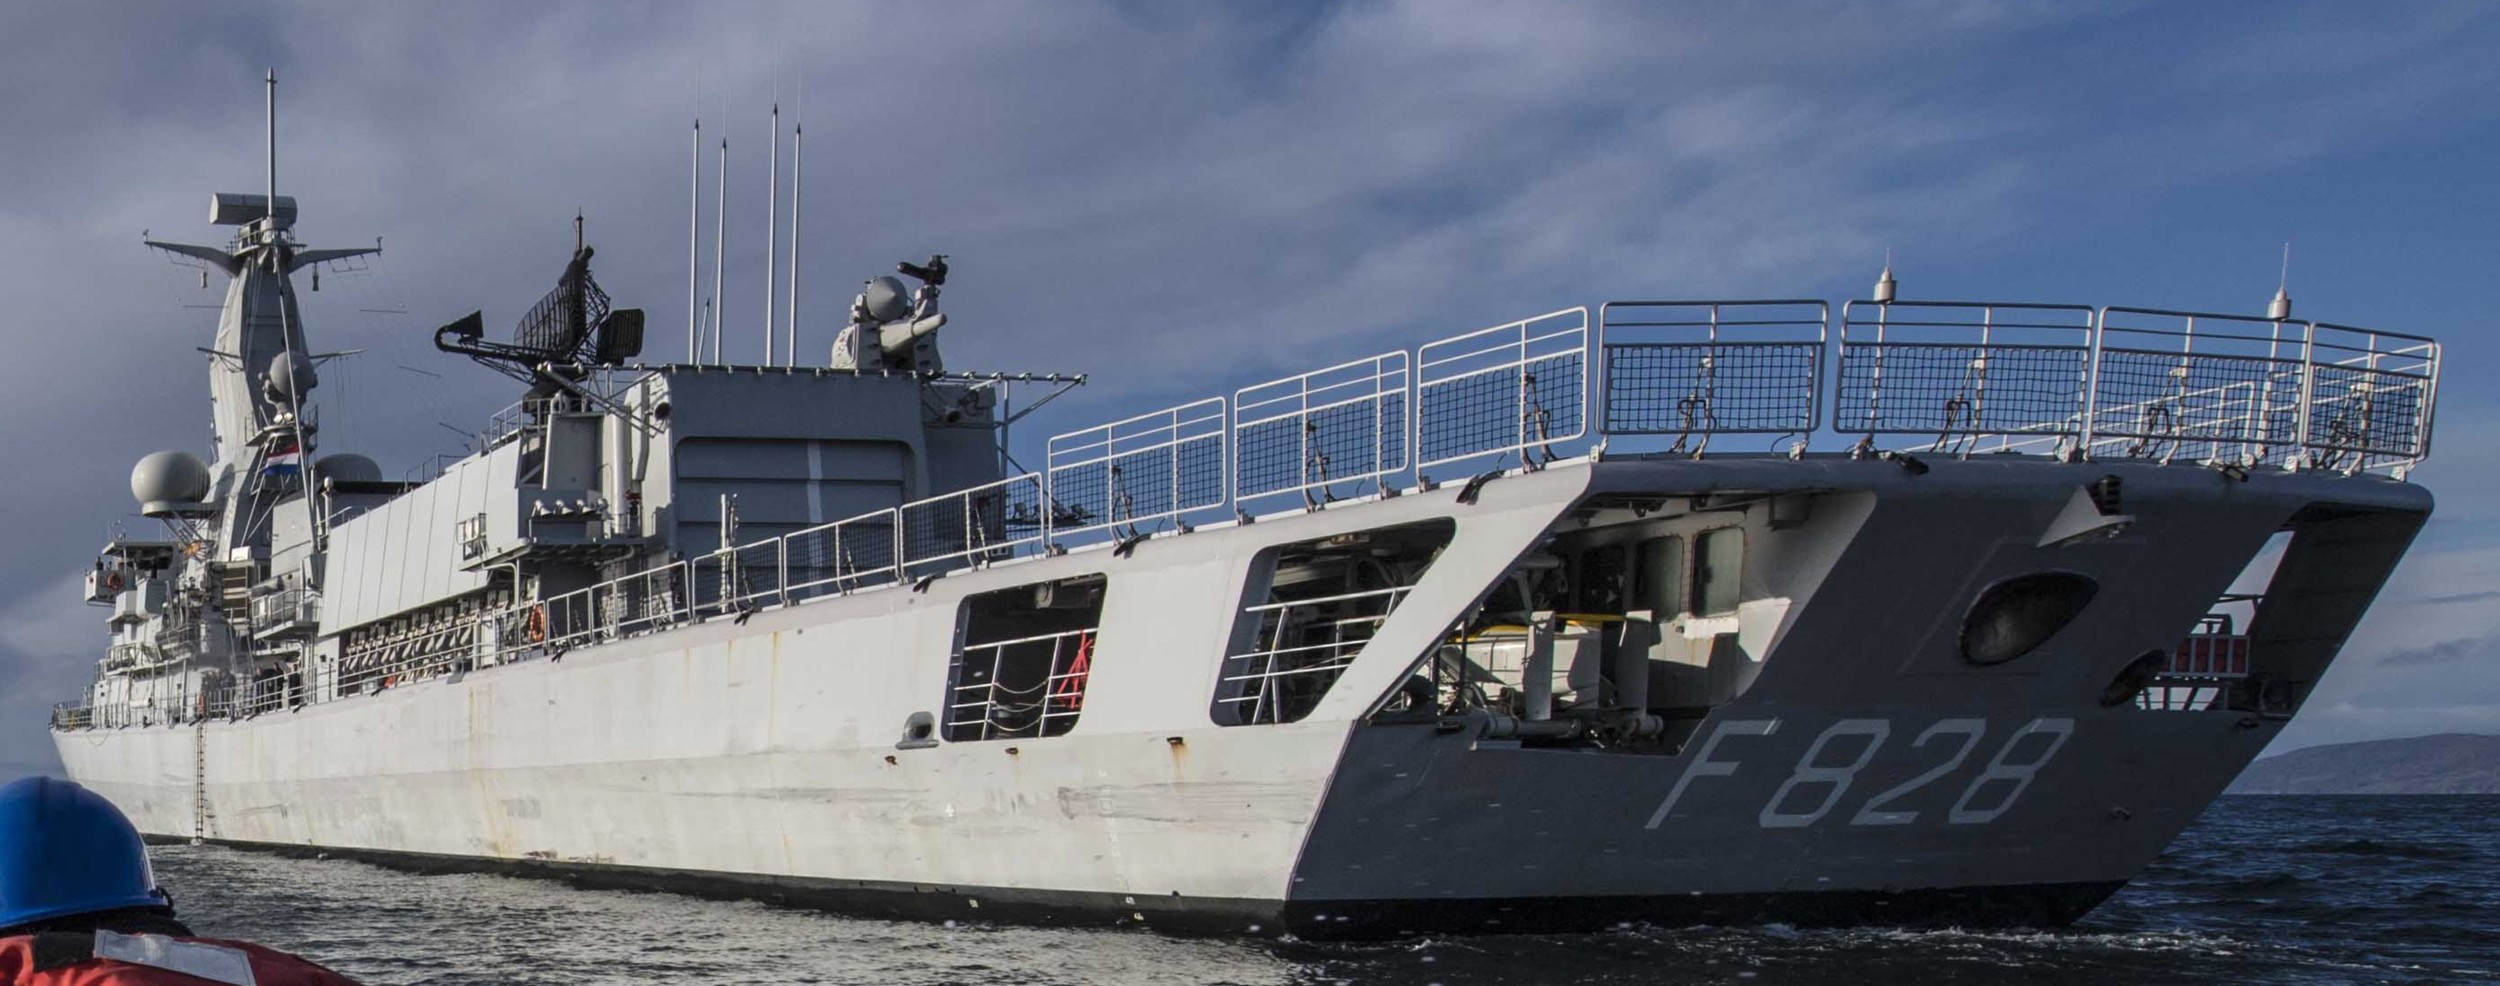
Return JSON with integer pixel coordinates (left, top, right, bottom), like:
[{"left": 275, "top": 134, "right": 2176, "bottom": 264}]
[
  {"left": 315, "top": 452, "right": 383, "bottom": 484},
  {"left": 131, "top": 450, "right": 211, "bottom": 513},
  {"left": 265, "top": 352, "right": 317, "bottom": 401},
  {"left": 862, "top": 276, "right": 910, "bottom": 323}
]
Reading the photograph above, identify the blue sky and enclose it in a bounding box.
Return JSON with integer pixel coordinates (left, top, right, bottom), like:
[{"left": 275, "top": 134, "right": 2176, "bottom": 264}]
[{"left": 3, "top": 1, "right": 2498, "bottom": 775}]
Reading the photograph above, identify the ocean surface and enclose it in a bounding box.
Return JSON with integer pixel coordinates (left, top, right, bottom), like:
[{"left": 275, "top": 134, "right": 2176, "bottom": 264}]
[{"left": 151, "top": 796, "right": 2499, "bottom": 985}]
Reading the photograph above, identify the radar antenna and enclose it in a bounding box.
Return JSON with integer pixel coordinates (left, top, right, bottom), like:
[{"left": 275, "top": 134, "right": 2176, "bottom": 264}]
[{"left": 433, "top": 218, "right": 645, "bottom": 386}]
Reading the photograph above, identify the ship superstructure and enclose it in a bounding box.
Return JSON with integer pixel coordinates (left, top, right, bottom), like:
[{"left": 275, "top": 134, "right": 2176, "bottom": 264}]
[{"left": 50, "top": 87, "right": 2443, "bottom": 938}]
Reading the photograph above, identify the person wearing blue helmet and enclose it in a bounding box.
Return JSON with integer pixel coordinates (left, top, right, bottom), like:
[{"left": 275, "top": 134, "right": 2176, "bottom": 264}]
[{"left": 0, "top": 777, "right": 362, "bottom": 986}]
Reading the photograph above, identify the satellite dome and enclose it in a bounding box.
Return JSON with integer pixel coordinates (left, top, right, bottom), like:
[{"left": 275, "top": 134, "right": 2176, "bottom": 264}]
[
  {"left": 314, "top": 453, "right": 383, "bottom": 485},
  {"left": 862, "top": 276, "right": 910, "bottom": 323},
  {"left": 265, "top": 352, "right": 317, "bottom": 402},
  {"left": 131, "top": 450, "right": 211, "bottom": 516}
]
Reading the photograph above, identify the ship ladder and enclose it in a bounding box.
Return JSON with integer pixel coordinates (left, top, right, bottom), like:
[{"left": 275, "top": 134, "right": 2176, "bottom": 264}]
[
  {"left": 1052, "top": 632, "right": 1094, "bottom": 713},
  {"left": 190, "top": 716, "right": 210, "bottom": 845}
]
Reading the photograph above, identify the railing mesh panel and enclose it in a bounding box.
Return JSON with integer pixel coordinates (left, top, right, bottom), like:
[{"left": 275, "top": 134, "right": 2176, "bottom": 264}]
[
  {"left": 2305, "top": 363, "right": 2433, "bottom": 460},
  {"left": 1233, "top": 381, "right": 1409, "bottom": 500},
  {"left": 1047, "top": 399, "right": 1228, "bottom": 537},
  {"left": 901, "top": 475, "right": 1046, "bottom": 568},
  {"left": 783, "top": 513, "right": 900, "bottom": 597},
  {"left": 2089, "top": 348, "right": 2303, "bottom": 459},
  {"left": 1049, "top": 439, "right": 1225, "bottom": 536},
  {"left": 1603, "top": 342, "right": 1820, "bottom": 435},
  {"left": 1836, "top": 344, "right": 2091, "bottom": 436},
  {"left": 1416, "top": 353, "right": 1584, "bottom": 464}
]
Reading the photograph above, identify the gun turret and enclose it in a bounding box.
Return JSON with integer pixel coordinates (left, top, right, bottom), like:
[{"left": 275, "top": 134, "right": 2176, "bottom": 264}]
[{"left": 831, "top": 256, "right": 953, "bottom": 372}]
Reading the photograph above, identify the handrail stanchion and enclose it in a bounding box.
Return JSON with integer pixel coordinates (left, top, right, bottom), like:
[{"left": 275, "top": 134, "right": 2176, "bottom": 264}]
[
  {"left": 2079, "top": 307, "right": 2106, "bottom": 458},
  {"left": 2294, "top": 320, "right": 2318, "bottom": 464},
  {"left": 2420, "top": 336, "right": 2442, "bottom": 465}
]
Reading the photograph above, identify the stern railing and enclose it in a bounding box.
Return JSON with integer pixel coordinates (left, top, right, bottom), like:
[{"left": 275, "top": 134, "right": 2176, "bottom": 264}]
[{"left": 1600, "top": 300, "right": 1826, "bottom": 454}]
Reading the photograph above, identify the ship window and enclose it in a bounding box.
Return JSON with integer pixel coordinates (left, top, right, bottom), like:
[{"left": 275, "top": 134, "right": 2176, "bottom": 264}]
[
  {"left": 1212, "top": 519, "right": 1455, "bottom": 726},
  {"left": 942, "top": 574, "right": 1106, "bottom": 742},
  {"left": 1633, "top": 535, "right": 1685, "bottom": 616},
  {"left": 1695, "top": 528, "right": 1743, "bottom": 615},
  {"left": 1573, "top": 544, "right": 1628, "bottom": 614}
]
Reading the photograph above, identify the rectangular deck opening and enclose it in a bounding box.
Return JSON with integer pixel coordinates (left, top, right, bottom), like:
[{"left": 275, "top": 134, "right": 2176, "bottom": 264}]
[
  {"left": 1212, "top": 520, "right": 1455, "bottom": 726},
  {"left": 943, "top": 574, "right": 1106, "bottom": 742}
]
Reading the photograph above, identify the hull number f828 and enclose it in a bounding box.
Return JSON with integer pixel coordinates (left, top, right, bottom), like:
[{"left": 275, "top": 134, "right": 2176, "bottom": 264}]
[{"left": 1642, "top": 717, "right": 2077, "bottom": 830}]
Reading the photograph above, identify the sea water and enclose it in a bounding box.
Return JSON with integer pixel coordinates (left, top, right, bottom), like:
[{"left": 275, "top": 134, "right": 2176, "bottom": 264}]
[{"left": 151, "top": 795, "right": 2500, "bottom": 985}]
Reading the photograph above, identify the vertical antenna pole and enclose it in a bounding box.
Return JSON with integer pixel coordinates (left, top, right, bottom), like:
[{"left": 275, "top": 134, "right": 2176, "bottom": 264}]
[
  {"left": 764, "top": 103, "right": 780, "bottom": 366},
  {"left": 268, "top": 69, "right": 324, "bottom": 550},
  {"left": 712, "top": 138, "right": 728, "bottom": 364},
  {"left": 688, "top": 117, "right": 701, "bottom": 362},
  {"left": 2268, "top": 240, "right": 2295, "bottom": 322},
  {"left": 266, "top": 70, "right": 278, "bottom": 231},
  {"left": 786, "top": 121, "right": 802, "bottom": 367}
]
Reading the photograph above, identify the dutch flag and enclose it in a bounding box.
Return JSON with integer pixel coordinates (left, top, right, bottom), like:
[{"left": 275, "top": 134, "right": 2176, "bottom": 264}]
[{"left": 263, "top": 443, "right": 302, "bottom": 477}]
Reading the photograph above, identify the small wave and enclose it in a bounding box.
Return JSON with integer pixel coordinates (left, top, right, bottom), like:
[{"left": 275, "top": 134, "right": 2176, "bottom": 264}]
[
  {"left": 2200, "top": 872, "right": 2313, "bottom": 894},
  {"left": 2288, "top": 838, "right": 2476, "bottom": 862}
]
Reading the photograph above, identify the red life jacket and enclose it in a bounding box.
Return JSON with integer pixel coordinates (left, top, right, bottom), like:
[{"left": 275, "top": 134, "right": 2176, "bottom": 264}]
[{"left": 0, "top": 929, "right": 362, "bottom": 985}]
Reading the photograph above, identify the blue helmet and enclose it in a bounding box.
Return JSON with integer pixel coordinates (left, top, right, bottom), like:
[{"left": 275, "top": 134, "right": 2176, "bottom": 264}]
[{"left": 0, "top": 777, "right": 168, "bottom": 931}]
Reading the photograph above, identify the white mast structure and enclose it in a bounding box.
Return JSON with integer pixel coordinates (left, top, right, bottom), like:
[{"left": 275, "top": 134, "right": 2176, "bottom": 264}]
[{"left": 264, "top": 70, "right": 326, "bottom": 556}]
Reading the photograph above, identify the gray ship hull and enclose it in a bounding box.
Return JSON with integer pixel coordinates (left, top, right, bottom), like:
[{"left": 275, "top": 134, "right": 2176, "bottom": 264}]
[{"left": 59, "top": 456, "right": 2427, "bottom": 938}]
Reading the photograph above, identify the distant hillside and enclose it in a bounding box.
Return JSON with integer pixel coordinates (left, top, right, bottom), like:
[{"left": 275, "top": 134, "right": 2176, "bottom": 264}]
[{"left": 2229, "top": 733, "right": 2500, "bottom": 794}]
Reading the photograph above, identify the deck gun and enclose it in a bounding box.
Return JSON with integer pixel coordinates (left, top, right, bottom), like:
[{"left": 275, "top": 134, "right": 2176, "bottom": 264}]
[{"left": 832, "top": 254, "right": 950, "bottom": 372}]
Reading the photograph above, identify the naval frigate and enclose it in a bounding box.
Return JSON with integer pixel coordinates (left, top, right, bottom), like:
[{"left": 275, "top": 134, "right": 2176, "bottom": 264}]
[{"left": 49, "top": 81, "right": 2442, "bottom": 938}]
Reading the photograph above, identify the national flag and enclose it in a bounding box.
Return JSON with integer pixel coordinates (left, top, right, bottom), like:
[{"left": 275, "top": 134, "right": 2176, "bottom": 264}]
[{"left": 263, "top": 442, "right": 302, "bottom": 476}]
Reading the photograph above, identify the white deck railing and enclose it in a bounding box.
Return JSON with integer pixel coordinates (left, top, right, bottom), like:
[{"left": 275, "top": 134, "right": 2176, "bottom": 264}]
[
  {"left": 1599, "top": 300, "right": 1826, "bottom": 451},
  {"left": 52, "top": 292, "right": 2445, "bottom": 729},
  {"left": 1233, "top": 351, "right": 1411, "bottom": 507},
  {"left": 1047, "top": 397, "right": 1227, "bottom": 539},
  {"left": 1416, "top": 307, "right": 1589, "bottom": 471}
]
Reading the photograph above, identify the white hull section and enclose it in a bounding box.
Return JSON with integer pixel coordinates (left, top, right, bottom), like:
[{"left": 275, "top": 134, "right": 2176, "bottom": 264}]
[{"left": 58, "top": 470, "right": 1580, "bottom": 907}]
